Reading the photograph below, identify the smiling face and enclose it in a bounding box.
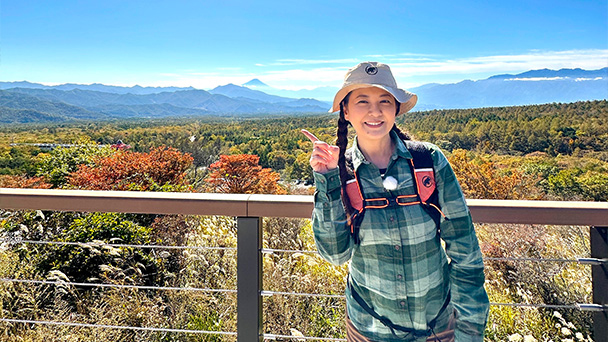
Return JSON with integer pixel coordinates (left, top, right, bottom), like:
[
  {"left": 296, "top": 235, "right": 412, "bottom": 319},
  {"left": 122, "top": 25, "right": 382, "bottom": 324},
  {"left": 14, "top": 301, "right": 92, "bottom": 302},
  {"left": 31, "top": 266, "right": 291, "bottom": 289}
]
[{"left": 344, "top": 87, "right": 397, "bottom": 147}]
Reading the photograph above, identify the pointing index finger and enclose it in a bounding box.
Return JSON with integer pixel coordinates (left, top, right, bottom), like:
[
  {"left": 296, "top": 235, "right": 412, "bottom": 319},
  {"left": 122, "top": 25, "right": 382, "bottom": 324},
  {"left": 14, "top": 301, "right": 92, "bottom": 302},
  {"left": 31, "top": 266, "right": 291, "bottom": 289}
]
[{"left": 301, "top": 129, "right": 320, "bottom": 143}]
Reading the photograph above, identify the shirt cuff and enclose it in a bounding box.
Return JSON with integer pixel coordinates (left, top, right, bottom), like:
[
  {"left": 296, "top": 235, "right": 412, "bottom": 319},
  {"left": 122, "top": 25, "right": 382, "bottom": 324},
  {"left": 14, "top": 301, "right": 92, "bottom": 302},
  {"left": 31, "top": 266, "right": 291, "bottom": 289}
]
[{"left": 313, "top": 168, "right": 341, "bottom": 194}]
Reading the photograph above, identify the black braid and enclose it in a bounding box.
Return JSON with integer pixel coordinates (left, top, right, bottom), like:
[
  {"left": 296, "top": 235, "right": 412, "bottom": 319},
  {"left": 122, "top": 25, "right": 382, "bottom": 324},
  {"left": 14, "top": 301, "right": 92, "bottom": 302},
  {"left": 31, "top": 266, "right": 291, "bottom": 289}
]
[
  {"left": 392, "top": 101, "right": 412, "bottom": 141},
  {"left": 391, "top": 124, "right": 411, "bottom": 141},
  {"left": 337, "top": 99, "right": 355, "bottom": 220}
]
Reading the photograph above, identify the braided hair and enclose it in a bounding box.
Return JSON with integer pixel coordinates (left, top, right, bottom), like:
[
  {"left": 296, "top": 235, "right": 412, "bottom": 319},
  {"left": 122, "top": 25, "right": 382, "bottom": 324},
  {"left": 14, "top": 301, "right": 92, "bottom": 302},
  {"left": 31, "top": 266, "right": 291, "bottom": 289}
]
[{"left": 336, "top": 92, "right": 411, "bottom": 225}]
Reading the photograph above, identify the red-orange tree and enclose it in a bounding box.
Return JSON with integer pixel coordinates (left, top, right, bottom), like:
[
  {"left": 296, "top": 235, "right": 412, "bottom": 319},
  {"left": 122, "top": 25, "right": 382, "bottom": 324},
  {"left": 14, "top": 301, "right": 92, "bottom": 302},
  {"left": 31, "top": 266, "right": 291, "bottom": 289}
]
[
  {"left": 68, "top": 146, "right": 193, "bottom": 191},
  {"left": 205, "top": 154, "right": 286, "bottom": 194}
]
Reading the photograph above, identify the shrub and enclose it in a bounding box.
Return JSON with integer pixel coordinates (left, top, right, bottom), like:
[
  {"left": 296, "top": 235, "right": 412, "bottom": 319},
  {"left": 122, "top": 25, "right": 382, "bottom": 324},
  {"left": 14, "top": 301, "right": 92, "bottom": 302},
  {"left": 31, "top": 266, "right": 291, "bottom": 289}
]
[
  {"left": 36, "top": 142, "right": 114, "bottom": 187},
  {"left": 448, "top": 150, "right": 544, "bottom": 199}
]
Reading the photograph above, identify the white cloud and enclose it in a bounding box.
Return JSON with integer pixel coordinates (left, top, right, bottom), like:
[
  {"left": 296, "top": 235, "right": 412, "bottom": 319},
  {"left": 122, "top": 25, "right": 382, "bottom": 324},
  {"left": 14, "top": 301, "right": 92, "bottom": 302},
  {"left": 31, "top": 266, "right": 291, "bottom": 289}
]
[
  {"left": 389, "top": 49, "right": 608, "bottom": 78},
  {"left": 363, "top": 52, "right": 435, "bottom": 59},
  {"left": 260, "top": 67, "right": 347, "bottom": 89},
  {"left": 269, "top": 58, "right": 358, "bottom": 66},
  {"left": 151, "top": 72, "right": 257, "bottom": 89},
  {"left": 150, "top": 66, "right": 348, "bottom": 90},
  {"left": 370, "top": 49, "right": 608, "bottom": 87},
  {"left": 145, "top": 49, "right": 608, "bottom": 90},
  {"left": 505, "top": 77, "right": 566, "bottom": 81},
  {"left": 503, "top": 77, "right": 605, "bottom": 82},
  {"left": 268, "top": 49, "right": 608, "bottom": 88}
]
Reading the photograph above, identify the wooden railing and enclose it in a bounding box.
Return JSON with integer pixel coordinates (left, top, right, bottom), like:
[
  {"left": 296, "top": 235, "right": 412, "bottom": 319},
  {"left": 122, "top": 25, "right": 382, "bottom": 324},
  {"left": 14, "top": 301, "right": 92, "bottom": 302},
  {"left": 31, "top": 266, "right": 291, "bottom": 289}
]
[{"left": 1, "top": 188, "right": 607, "bottom": 341}]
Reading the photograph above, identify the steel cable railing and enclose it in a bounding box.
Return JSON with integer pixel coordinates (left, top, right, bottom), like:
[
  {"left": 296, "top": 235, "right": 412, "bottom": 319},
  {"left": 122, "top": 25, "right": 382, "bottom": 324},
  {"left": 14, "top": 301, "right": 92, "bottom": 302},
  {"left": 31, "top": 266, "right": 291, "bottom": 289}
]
[
  {"left": 264, "top": 333, "right": 346, "bottom": 341},
  {"left": 263, "top": 247, "right": 607, "bottom": 265},
  {"left": 0, "top": 278, "right": 236, "bottom": 294},
  {"left": 3, "top": 239, "right": 606, "bottom": 266},
  {"left": 0, "top": 318, "right": 237, "bottom": 337},
  {"left": 1, "top": 276, "right": 600, "bottom": 311},
  {"left": 1, "top": 238, "right": 602, "bottom": 307},
  {"left": 3, "top": 238, "right": 236, "bottom": 252},
  {"left": 1, "top": 238, "right": 602, "bottom": 316}
]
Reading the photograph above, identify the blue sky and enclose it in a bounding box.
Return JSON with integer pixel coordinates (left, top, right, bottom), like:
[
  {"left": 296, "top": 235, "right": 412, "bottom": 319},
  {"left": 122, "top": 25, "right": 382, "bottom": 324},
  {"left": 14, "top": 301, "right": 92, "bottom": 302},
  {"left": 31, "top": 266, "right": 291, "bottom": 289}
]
[{"left": 1, "top": 0, "right": 606, "bottom": 90}]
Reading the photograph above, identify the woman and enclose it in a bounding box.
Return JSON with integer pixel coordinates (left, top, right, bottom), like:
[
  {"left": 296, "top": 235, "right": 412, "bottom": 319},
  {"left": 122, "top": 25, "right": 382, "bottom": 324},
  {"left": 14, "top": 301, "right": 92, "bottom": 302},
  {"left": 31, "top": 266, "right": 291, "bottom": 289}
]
[{"left": 302, "top": 62, "right": 489, "bottom": 342}]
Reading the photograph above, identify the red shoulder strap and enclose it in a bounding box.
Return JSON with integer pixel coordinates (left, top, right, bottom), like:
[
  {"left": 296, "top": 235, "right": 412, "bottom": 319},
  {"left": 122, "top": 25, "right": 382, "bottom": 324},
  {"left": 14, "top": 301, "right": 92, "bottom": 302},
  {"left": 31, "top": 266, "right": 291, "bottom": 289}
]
[
  {"left": 414, "top": 168, "right": 436, "bottom": 203},
  {"left": 345, "top": 178, "right": 364, "bottom": 211}
]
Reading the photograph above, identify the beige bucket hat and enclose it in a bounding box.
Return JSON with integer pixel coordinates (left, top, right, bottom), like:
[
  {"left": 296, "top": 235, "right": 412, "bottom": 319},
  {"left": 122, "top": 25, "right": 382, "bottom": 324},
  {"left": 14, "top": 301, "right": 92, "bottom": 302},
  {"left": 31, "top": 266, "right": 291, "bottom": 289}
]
[{"left": 330, "top": 62, "right": 417, "bottom": 115}]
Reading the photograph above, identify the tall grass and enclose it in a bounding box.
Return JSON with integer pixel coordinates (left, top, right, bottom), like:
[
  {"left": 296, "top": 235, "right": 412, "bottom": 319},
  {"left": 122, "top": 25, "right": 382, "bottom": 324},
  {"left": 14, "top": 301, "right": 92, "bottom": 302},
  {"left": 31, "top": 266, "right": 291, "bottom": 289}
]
[{"left": 478, "top": 223, "right": 593, "bottom": 341}]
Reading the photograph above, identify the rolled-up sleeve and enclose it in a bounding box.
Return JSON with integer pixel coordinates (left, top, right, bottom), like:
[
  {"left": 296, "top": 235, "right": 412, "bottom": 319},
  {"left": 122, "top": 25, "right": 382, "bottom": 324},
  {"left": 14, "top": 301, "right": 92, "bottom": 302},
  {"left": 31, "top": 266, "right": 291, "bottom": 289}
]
[
  {"left": 431, "top": 145, "right": 490, "bottom": 340},
  {"left": 311, "top": 168, "right": 354, "bottom": 265}
]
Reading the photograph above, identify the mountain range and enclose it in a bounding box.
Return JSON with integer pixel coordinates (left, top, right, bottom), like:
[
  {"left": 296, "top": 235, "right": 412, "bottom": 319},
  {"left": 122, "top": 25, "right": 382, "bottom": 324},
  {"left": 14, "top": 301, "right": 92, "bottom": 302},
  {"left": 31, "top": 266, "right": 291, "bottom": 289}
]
[
  {"left": 411, "top": 68, "right": 607, "bottom": 110},
  {"left": 0, "top": 85, "right": 331, "bottom": 124},
  {"left": 241, "top": 68, "right": 607, "bottom": 109},
  {"left": 0, "top": 68, "right": 606, "bottom": 124}
]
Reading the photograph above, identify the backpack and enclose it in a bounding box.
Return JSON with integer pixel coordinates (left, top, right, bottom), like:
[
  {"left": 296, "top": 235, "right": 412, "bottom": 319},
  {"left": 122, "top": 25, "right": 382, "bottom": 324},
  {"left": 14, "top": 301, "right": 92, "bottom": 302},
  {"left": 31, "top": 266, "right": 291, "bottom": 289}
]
[{"left": 344, "top": 141, "right": 448, "bottom": 244}]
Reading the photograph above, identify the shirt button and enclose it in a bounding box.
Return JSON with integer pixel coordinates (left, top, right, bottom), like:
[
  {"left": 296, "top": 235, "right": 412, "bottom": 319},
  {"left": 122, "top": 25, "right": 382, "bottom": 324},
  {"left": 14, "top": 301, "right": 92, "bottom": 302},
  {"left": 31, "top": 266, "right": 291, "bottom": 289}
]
[
  {"left": 389, "top": 216, "right": 395, "bottom": 222},
  {"left": 394, "top": 245, "right": 400, "bottom": 251},
  {"left": 400, "top": 301, "right": 406, "bottom": 307},
  {"left": 397, "top": 274, "right": 403, "bottom": 280}
]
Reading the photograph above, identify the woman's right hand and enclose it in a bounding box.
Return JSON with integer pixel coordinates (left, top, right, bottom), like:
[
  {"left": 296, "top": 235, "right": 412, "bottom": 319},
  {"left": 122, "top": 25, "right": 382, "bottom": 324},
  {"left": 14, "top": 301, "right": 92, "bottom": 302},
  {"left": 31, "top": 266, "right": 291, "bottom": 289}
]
[{"left": 301, "top": 129, "right": 340, "bottom": 174}]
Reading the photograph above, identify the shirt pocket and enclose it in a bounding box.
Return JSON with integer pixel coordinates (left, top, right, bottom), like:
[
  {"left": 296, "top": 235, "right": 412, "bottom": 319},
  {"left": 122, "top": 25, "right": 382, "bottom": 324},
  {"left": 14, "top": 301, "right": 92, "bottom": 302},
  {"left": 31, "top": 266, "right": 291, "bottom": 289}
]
[
  {"left": 357, "top": 209, "right": 393, "bottom": 248},
  {"left": 400, "top": 204, "right": 438, "bottom": 243}
]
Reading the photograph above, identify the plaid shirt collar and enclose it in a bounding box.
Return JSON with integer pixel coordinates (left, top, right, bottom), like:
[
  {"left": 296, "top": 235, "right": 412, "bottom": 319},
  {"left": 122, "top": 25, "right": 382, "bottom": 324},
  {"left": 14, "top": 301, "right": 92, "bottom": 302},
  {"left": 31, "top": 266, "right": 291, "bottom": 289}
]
[{"left": 350, "top": 130, "right": 413, "bottom": 173}]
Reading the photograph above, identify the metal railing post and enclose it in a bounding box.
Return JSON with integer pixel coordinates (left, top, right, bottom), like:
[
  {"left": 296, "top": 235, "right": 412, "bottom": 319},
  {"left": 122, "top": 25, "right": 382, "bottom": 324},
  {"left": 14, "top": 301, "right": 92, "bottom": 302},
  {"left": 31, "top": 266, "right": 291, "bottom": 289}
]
[
  {"left": 590, "top": 226, "right": 608, "bottom": 340},
  {"left": 237, "top": 217, "right": 263, "bottom": 342}
]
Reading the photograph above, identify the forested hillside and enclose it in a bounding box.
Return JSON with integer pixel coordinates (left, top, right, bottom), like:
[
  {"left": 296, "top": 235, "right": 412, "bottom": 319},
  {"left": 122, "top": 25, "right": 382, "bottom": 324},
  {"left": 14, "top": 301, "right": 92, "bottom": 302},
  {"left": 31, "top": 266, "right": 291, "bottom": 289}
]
[
  {"left": 401, "top": 101, "right": 608, "bottom": 155},
  {"left": 2, "top": 100, "right": 607, "bottom": 200}
]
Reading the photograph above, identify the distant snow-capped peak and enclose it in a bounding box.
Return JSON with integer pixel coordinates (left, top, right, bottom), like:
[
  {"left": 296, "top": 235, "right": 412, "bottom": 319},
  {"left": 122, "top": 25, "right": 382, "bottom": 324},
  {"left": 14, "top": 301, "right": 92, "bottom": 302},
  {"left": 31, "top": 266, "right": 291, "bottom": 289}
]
[{"left": 243, "top": 79, "right": 270, "bottom": 88}]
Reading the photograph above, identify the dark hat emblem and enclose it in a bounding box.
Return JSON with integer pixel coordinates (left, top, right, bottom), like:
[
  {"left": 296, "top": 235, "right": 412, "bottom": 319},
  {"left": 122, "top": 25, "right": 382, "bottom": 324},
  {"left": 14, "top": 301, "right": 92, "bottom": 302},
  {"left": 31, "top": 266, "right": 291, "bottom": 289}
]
[
  {"left": 422, "top": 176, "right": 433, "bottom": 188},
  {"left": 365, "top": 65, "right": 378, "bottom": 75}
]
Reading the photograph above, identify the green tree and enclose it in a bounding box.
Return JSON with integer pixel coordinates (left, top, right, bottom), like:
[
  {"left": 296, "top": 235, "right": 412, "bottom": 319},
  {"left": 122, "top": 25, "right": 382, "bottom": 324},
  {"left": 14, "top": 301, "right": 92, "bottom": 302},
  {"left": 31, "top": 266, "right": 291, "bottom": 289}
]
[
  {"left": 36, "top": 141, "right": 114, "bottom": 187},
  {"left": 286, "top": 152, "right": 314, "bottom": 184},
  {"left": 0, "top": 146, "right": 40, "bottom": 175}
]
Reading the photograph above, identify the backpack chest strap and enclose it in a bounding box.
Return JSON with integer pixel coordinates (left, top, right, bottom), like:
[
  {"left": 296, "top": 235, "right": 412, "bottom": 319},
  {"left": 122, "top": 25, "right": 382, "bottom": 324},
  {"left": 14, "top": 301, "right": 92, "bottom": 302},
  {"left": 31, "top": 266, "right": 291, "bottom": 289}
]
[
  {"left": 362, "top": 194, "right": 419, "bottom": 209},
  {"left": 345, "top": 163, "right": 432, "bottom": 212}
]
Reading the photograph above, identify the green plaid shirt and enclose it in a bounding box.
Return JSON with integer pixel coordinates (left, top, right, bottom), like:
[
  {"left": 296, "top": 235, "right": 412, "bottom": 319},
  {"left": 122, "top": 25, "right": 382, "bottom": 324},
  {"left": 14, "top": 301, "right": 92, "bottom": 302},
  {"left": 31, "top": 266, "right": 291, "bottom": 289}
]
[{"left": 312, "top": 132, "right": 489, "bottom": 342}]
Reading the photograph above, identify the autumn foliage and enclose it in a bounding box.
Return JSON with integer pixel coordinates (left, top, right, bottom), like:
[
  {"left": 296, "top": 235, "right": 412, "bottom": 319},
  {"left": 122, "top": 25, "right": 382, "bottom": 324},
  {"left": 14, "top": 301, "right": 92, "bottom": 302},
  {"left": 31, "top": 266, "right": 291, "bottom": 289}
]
[
  {"left": 448, "top": 149, "right": 542, "bottom": 200},
  {"left": 0, "top": 175, "right": 52, "bottom": 189},
  {"left": 205, "top": 154, "right": 286, "bottom": 194},
  {"left": 68, "top": 146, "right": 193, "bottom": 191}
]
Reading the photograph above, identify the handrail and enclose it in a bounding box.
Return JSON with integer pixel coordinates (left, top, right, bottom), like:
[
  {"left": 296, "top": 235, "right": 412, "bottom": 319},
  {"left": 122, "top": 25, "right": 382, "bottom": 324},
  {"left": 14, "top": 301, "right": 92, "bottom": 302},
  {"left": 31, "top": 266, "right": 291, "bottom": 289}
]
[{"left": 1, "top": 188, "right": 607, "bottom": 225}]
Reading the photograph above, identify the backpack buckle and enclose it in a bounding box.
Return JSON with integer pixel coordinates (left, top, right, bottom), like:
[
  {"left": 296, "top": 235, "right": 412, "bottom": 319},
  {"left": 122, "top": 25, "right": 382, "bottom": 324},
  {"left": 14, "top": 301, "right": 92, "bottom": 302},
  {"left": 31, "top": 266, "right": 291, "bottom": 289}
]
[
  {"left": 363, "top": 198, "right": 390, "bottom": 208},
  {"left": 396, "top": 194, "right": 419, "bottom": 206}
]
